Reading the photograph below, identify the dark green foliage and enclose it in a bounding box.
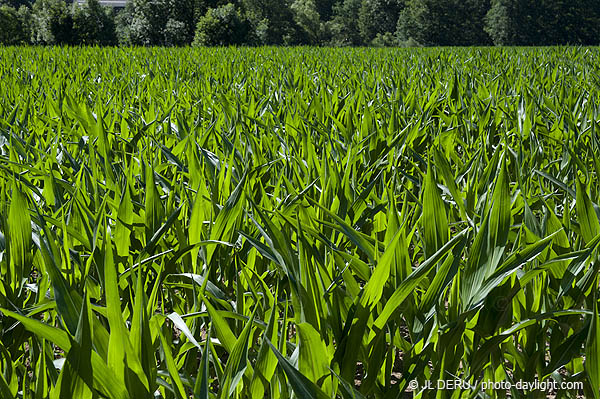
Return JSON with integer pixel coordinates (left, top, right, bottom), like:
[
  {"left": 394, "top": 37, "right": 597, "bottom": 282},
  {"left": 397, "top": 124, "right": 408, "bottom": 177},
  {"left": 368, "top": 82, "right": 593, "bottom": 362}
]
[
  {"left": 114, "top": 1, "right": 133, "bottom": 44},
  {"left": 0, "top": 4, "right": 28, "bottom": 44},
  {"left": 2, "top": 0, "right": 599, "bottom": 48},
  {"left": 167, "top": 0, "right": 197, "bottom": 43},
  {"left": 327, "top": 0, "right": 362, "bottom": 45},
  {"left": 358, "top": 0, "right": 404, "bottom": 44},
  {"left": 241, "top": 0, "right": 301, "bottom": 44},
  {"left": 484, "top": 0, "right": 520, "bottom": 45},
  {"left": 122, "top": 0, "right": 167, "bottom": 45},
  {"left": 291, "top": 0, "right": 324, "bottom": 44},
  {"left": 396, "top": 0, "right": 441, "bottom": 45},
  {"left": 192, "top": 0, "right": 230, "bottom": 18},
  {"left": 396, "top": 0, "right": 491, "bottom": 46},
  {"left": 116, "top": 0, "right": 195, "bottom": 45},
  {"left": 314, "top": 0, "right": 335, "bottom": 20},
  {"left": 164, "top": 18, "right": 189, "bottom": 46},
  {"left": 0, "top": 0, "right": 32, "bottom": 8},
  {"left": 485, "top": 0, "right": 600, "bottom": 45},
  {"left": 72, "top": 0, "right": 117, "bottom": 45},
  {"left": 572, "top": 0, "right": 600, "bottom": 44},
  {"left": 17, "top": 5, "right": 32, "bottom": 42},
  {"left": 371, "top": 31, "right": 400, "bottom": 47},
  {"left": 462, "top": 0, "right": 493, "bottom": 45},
  {"left": 30, "top": 0, "right": 74, "bottom": 44},
  {"left": 193, "top": 3, "right": 249, "bottom": 45}
]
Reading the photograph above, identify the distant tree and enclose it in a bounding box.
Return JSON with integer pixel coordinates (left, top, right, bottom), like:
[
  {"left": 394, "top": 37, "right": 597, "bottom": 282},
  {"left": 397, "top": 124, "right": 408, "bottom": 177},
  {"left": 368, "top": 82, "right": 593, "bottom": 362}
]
[
  {"left": 314, "top": 0, "right": 335, "bottom": 20},
  {"left": 0, "top": 4, "right": 28, "bottom": 44},
  {"left": 290, "top": 0, "right": 324, "bottom": 44},
  {"left": 192, "top": 2, "right": 249, "bottom": 45},
  {"left": 485, "top": 0, "right": 600, "bottom": 45},
  {"left": 397, "top": 0, "right": 490, "bottom": 46},
  {"left": 17, "top": 5, "right": 33, "bottom": 42},
  {"left": 72, "top": 0, "right": 117, "bottom": 45},
  {"left": 460, "top": 0, "right": 492, "bottom": 45},
  {"left": 371, "top": 31, "right": 400, "bottom": 46},
  {"left": 0, "top": 0, "right": 33, "bottom": 9},
  {"left": 396, "top": 0, "right": 439, "bottom": 46},
  {"left": 191, "top": 0, "right": 229, "bottom": 21},
  {"left": 30, "top": 0, "right": 74, "bottom": 44},
  {"left": 129, "top": 0, "right": 168, "bottom": 45},
  {"left": 327, "top": 0, "right": 362, "bottom": 46},
  {"left": 358, "top": 0, "right": 404, "bottom": 44},
  {"left": 116, "top": 0, "right": 196, "bottom": 45},
  {"left": 484, "top": 0, "right": 532, "bottom": 45},
  {"left": 241, "top": 0, "right": 301, "bottom": 44},
  {"left": 114, "top": 1, "right": 133, "bottom": 44},
  {"left": 571, "top": 0, "right": 600, "bottom": 44},
  {"left": 168, "top": 0, "right": 196, "bottom": 43},
  {"left": 164, "top": 18, "right": 188, "bottom": 45}
]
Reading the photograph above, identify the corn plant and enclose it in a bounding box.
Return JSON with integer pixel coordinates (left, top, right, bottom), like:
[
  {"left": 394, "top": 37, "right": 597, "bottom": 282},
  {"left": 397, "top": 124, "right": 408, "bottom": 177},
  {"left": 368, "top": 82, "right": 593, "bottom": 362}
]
[{"left": 0, "top": 46, "right": 599, "bottom": 398}]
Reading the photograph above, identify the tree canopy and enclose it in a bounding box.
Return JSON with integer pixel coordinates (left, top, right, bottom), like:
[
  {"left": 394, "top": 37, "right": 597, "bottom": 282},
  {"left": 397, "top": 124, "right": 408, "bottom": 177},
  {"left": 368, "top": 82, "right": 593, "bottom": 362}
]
[{"left": 0, "top": 0, "right": 599, "bottom": 46}]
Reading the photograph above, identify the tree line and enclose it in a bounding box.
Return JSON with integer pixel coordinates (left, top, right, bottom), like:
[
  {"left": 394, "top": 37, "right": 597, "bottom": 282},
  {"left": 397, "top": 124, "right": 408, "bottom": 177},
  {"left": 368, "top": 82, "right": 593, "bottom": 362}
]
[{"left": 1, "top": 0, "right": 599, "bottom": 46}]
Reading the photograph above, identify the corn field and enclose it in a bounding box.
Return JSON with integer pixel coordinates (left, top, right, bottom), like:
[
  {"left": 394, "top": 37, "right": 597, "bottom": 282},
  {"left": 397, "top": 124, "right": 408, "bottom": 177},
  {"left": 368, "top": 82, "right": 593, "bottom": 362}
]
[{"left": 0, "top": 46, "right": 599, "bottom": 399}]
